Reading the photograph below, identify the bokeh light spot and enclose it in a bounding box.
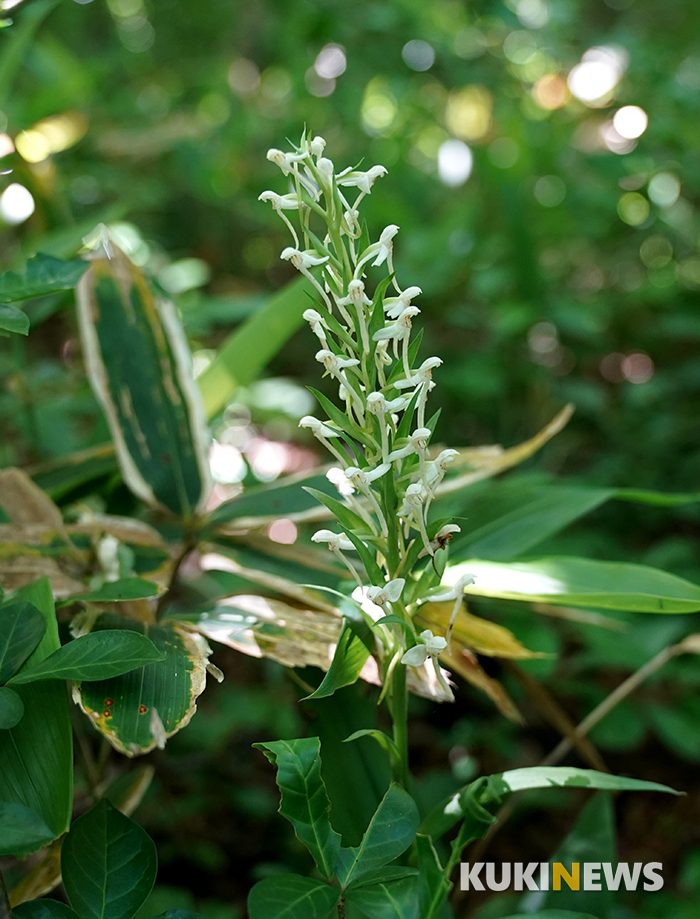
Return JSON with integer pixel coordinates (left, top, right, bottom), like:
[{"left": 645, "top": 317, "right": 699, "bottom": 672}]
[
  {"left": 534, "top": 175, "right": 566, "bottom": 207},
  {"left": 314, "top": 44, "right": 346, "bottom": 79},
  {"left": 621, "top": 353, "right": 654, "bottom": 384},
  {"left": 437, "top": 140, "right": 473, "bottom": 187},
  {"left": 0, "top": 183, "right": 34, "bottom": 224},
  {"left": 618, "top": 192, "right": 650, "bottom": 226},
  {"left": 613, "top": 105, "right": 648, "bottom": 139},
  {"left": 267, "top": 519, "right": 298, "bottom": 545},
  {"left": 648, "top": 172, "right": 680, "bottom": 208},
  {"left": 532, "top": 73, "right": 569, "bottom": 110},
  {"left": 445, "top": 86, "right": 492, "bottom": 141},
  {"left": 402, "top": 40, "right": 435, "bottom": 71}
]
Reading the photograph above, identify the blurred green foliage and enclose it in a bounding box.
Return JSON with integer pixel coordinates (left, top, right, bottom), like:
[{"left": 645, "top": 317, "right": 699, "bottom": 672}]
[{"left": 3, "top": 0, "right": 700, "bottom": 915}]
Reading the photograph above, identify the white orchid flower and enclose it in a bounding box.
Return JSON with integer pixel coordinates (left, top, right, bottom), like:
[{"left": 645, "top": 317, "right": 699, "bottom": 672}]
[
  {"left": 355, "top": 224, "right": 399, "bottom": 278},
  {"left": 311, "top": 529, "right": 361, "bottom": 587},
  {"left": 367, "top": 392, "right": 407, "bottom": 462},
  {"left": 425, "top": 449, "right": 460, "bottom": 505},
  {"left": 345, "top": 464, "right": 390, "bottom": 535},
  {"left": 299, "top": 415, "right": 348, "bottom": 466},
  {"left": 259, "top": 190, "right": 302, "bottom": 247},
  {"left": 366, "top": 577, "right": 405, "bottom": 615},
  {"left": 266, "top": 147, "right": 306, "bottom": 175},
  {"left": 336, "top": 279, "right": 372, "bottom": 349},
  {"left": 373, "top": 306, "right": 421, "bottom": 379},
  {"left": 302, "top": 308, "right": 328, "bottom": 345},
  {"left": 337, "top": 164, "right": 388, "bottom": 197},
  {"left": 419, "top": 523, "right": 462, "bottom": 558},
  {"left": 309, "top": 135, "right": 326, "bottom": 158},
  {"left": 401, "top": 630, "right": 453, "bottom": 700},
  {"left": 398, "top": 483, "right": 433, "bottom": 556},
  {"left": 314, "top": 349, "right": 364, "bottom": 422},
  {"left": 429, "top": 573, "right": 477, "bottom": 646},
  {"left": 394, "top": 356, "right": 443, "bottom": 427},
  {"left": 383, "top": 286, "right": 422, "bottom": 320}
]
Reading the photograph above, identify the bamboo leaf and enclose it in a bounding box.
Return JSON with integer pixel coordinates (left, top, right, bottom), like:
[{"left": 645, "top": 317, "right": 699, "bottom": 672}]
[
  {"left": 447, "top": 557, "right": 700, "bottom": 613},
  {"left": 253, "top": 737, "right": 342, "bottom": 880},
  {"left": 57, "top": 577, "right": 161, "bottom": 605},
  {"left": 198, "top": 276, "right": 313, "bottom": 419},
  {"left": 208, "top": 473, "right": 337, "bottom": 527},
  {"left": 8, "top": 630, "right": 165, "bottom": 685},
  {"left": 72, "top": 615, "right": 215, "bottom": 756},
  {"left": 61, "top": 800, "right": 157, "bottom": 919},
  {"left": 247, "top": 875, "right": 340, "bottom": 919},
  {"left": 76, "top": 243, "right": 211, "bottom": 519}
]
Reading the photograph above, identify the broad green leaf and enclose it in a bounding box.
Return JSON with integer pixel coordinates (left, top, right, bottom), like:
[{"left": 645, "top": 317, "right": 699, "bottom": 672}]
[
  {"left": 76, "top": 244, "right": 211, "bottom": 519},
  {"left": 61, "top": 800, "right": 157, "bottom": 919},
  {"left": 0, "top": 801, "right": 54, "bottom": 857},
  {"left": 304, "top": 619, "right": 373, "bottom": 701},
  {"left": 0, "top": 685, "right": 24, "bottom": 727},
  {"left": 344, "top": 876, "right": 419, "bottom": 919},
  {"left": 336, "top": 783, "right": 420, "bottom": 888},
  {"left": 73, "top": 615, "right": 215, "bottom": 756},
  {"left": 415, "top": 834, "right": 450, "bottom": 919},
  {"left": 12, "top": 901, "right": 81, "bottom": 919},
  {"left": 491, "top": 766, "right": 680, "bottom": 797},
  {"left": 0, "top": 302, "right": 29, "bottom": 334},
  {"left": 0, "top": 254, "right": 88, "bottom": 303},
  {"left": 207, "top": 473, "right": 336, "bottom": 526},
  {"left": 253, "top": 737, "right": 341, "bottom": 880},
  {"left": 8, "top": 630, "right": 165, "bottom": 685},
  {"left": 447, "top": 557, "right": 700, "bottom": 613},
  {"left": 247, "top": 875, "right": 340, "bottom": 919},
  {"left": 0, "top": 600, "right": 46, "bottom": 682},
  {"left": 56, "top": 577, "right": 161, "bottom": 605},
  {"left": 0, "top": 579, "right": 72, "bottom": 853},
  {"left": 198, "top": 275, "right": 313, "bottom": 419}
]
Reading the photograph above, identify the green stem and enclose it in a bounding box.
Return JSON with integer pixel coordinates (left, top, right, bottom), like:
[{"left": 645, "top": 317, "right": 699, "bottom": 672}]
[
  {"left": 0, "top": 870, "right": 11, "bottom": 919},
  {"left": 390, "top": 663, "right": 409, "bottom": 788}
]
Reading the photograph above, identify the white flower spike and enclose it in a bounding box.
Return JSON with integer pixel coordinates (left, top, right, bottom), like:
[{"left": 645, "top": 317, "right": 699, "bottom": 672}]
[
  {"left": 429, "top": 574, "right": 477, "bottom": 647},
  {"left": 366, "top": 577, "right": 405, "bottom": 615},
  {"left": 311, "top": 529, "right": 362, "bottom": 587},
  {"left": 401, "top": 630, "right": 453, "bottom": 700}
]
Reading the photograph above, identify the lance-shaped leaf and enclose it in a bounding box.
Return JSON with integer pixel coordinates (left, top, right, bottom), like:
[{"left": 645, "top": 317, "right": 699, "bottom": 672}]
[
  {"left": 0, "top": 254, "right": 88, "bottom": 302},
  {"left": 207, "top": 472, "right": 336, "bottom": 528},
  {"left": 247, "top": 875, "right": 340, "bottom": 919},
  {"left": 57, "top": 577, "right": 161, "bottom": 605},
  {"left": 336, "top": 783, "right": 420, "bottom": 888},
  {"left": 61, "top": 800, "right": 157, "bottom": 919},
  {"left": 8, "top": 630, "right": 164, "bottom": 685},
  {"left": 304, "top": 619, "right": 374, "bottom": 701},
  {"left": 253, "top": 737, "right": 342, "bottom": 880},
  {"left": 72, "top": 614, "right": 216, "bottom": 756},
  {"left": 446, "top": 557, "right": 700, "bottom": 613},
  {"left": 0, "top": 579, "right": 73, "bottom": 855},
  {"left": 76, "top": 243, "right": 211, "bottom": 519},
  {"left": 198, "top": 275, "right": 313, "bottom": 419},
  {"left": 0, "top": 600, "right": 46, "bottom": 682}
]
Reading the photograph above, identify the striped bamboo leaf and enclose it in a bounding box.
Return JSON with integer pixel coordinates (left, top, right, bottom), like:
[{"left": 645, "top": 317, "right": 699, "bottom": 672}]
[{"left": 76, "top": 242, "right": 211, "bottom": 520}]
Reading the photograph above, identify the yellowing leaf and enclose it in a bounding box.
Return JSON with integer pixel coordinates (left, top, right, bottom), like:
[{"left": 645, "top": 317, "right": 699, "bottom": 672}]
[{"left": 417, "top": 601, "right": 546, "bottom": 659}]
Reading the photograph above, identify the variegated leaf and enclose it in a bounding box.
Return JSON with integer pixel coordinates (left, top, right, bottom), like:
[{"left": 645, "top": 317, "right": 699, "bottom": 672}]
[{"left": 76, "top": 241, "right": 211, "bottom": 520}]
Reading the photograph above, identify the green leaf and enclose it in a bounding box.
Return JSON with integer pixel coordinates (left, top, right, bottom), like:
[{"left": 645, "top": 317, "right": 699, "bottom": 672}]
[
  {"left": 0, "top": 301, "right": 29, "bottom": 334},
  {"left": 146, "top": 913, "right": 208, "bottom": 919},
  {"left": 61, "top": 800, "right": 157, "bottom": 919},
  {"left": 304, "top": 619, "right": 374, "bottom": 701},
  {"left": 415, "top": 834, "right": 451, "bottom": 919},
  {"left": 0, "top": 801, "right": 55, "bottom": 857},
  {"left": 8, "top": 630, "right": 165, "bottom": 685},
  {"left": 247, "top": 875, "right": 340, "bottom": 919},
  {"left": 344, "top": 876, "right": 419, "bottom": 919},
  {"left": 0, "top": 685, "right": 24, "bottom": 728},
  {"left": 0, "top": 579, "right": 72, "bottom": 854},
  {"left": 0, "top": 254, "right": 88, "bottom": 303},
  {"left": 501, "top": 913, "right": 602, "bottom": 919},
  {"left": 343, "top": 729, "right": 400, "bottom": 771},
  {"left": 450, "top": 486, "right": 612, "bottom": 561},
  {"left": 12, "top": 901, "right": 82, "bottom": 919},
  {"left": 490, "top": 765, "right": 680, "bottom": 797},
  {"left": 304, "top": 487, "right": 383, "bottom": 582},
  {"left": 253, "top": 737, "right": 341, "bottom": 880},
  {"left": 207, "top": 473, "right": 337, "bottom": 526},
  {"left": 336, "top": 783, "right": 420, "bottom": 888},
  {"left": 0, "top": 0, "right": 59, "bottom": 110},
  {"left": 199, "top": 275, "right": 313, "bottom": 418},
  {"left": 73, "top": 615, "right": 213, "bottom": 756},
  {"left": 76, "top": 244, "right": 211, "bottom": 520},
  {"left": 0, "top": 600, "right": 46, "bottom": 682},
  {"left": 450, "top": 556, "right": 700, "bottom": 613},
  {"left": 57, "top": 577, "right": 161, "bottom": 605}
]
